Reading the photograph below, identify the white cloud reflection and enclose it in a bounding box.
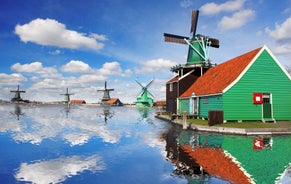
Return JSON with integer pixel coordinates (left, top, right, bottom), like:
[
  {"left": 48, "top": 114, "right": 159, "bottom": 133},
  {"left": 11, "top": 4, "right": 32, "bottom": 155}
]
[
  {"left": 15, "top": 155, "right": 106, "bottom": 184},
  {"left": 0, "top": 104, "right": 122, "bottom": 145}
]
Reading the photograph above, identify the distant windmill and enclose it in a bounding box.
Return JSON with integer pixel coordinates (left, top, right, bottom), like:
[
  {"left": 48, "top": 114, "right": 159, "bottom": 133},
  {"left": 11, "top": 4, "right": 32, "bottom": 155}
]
[
  {"left": 10, "top": 85, "right": 26, "bottom": 102},
  {"left": 97, "top": 81, "right": 114, "bottom": 103},
  {"left": 60, "top": 88, "right": 74, "bottom": 104},
  {"left": 164, "top": 10, "right": 219, "bottom": 71},
  {"left": 135, "top": 79, "right": 154, "bottom": 107}
]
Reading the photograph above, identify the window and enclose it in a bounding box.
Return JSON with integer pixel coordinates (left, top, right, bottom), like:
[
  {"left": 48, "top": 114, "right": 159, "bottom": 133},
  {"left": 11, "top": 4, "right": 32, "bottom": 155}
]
[{"left": 169, "top": 83, "right": 173, "bottom": 92}]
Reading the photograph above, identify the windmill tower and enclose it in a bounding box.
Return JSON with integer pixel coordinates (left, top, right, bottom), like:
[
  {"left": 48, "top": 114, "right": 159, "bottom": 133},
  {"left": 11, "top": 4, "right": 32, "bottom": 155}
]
[
  {"left": 10, "top": 85, "right": 26, "bottom": 102},
  {"left": 164, "top": 10, "right": 219, "bottom": 76},
  {"left": 60, "top": 88, "right": 74, "bottom": 104},
  {"left": 135, "top": 79, "right": 154, "bottom": 107},
  {"left": 164, "top": 10, "right": 219, "bottom": 113},
  {"left": 97, "top": 81, "right": 114, "bottom": 103}
]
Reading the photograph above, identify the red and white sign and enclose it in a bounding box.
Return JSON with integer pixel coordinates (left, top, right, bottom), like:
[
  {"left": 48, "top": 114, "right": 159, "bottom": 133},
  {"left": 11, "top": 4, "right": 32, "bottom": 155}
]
[
  {"left": 253, "top": 139, "right": 263, "bottom": 150},
  {"left": 253, "top": 93, "right": 263, "bottom": 104}
]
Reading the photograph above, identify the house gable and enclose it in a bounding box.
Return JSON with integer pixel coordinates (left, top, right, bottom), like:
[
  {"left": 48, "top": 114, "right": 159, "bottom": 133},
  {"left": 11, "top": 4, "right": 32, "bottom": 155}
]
[
  {"left": 223, "top": 45, "right": 291, "bottom": 93},
  {"left": 223, "top": 46, "right": 291, "bottom": 120}
]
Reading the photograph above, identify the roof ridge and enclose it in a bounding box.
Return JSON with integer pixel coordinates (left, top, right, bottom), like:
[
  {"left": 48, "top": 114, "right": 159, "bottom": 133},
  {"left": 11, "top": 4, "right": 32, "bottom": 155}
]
[{"left": 180, "top": 47, "right": 262, "bottom": 97}]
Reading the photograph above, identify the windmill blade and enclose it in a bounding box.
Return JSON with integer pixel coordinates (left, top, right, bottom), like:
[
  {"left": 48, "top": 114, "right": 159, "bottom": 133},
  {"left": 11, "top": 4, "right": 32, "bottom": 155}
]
[
  {"left": 190, "top": 10, "right": 199, "bottom": 37},
  {"left": 147, "top": 90, "right": 154, "bottom": 98},
  {"left": 164, "top": 33, "right": 188, "bottom": 44},
  {"left": 135, "top": 79, "right": 144, "bottom": 88},
  {"left": 208, "top": 37, "right": 219, "bottom": 48},
  {"left": 145, "top": 79, "right": 154, "bottom": 88},
  {"left": 196, "top": 34, "right": 220, "bottom": 48}
]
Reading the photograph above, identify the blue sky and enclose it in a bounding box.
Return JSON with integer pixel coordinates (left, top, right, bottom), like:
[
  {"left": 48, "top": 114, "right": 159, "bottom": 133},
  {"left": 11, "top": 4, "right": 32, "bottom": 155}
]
[{"left": 0, "top": 0, "right": 290, "bottom": 103}]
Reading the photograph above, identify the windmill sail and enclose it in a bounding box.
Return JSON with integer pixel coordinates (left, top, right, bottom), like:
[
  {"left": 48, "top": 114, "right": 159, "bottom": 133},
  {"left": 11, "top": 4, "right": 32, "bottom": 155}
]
[
  {"left": 190, "top": 10, "right": 199, "bottom": 36},
  {"left": 164, "top": 9, "right": 219, "bottom": 65}
]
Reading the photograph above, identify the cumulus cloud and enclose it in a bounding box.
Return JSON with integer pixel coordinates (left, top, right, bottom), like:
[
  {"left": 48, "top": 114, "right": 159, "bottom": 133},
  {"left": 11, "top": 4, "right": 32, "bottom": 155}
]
[
  {"left": 265, "top": 16, "right": 291, "bottom": 41},
  {"left": 11, "top": 62, "right": 60, "bottom": 78},
  {"left": 98, "top": 61, "right": 123, "bottom": 76},
  {"left": 200, "top": 0, "right": 245, "bottom": 15},
  {"left": 272, "top": 44, "right": 291, "bottom": 55},
  {"left": 0, "top": 73, "right": 27, "bottom": 85},
  {"left": 135, "top": 58, "right": 177, "bottom": 74},
  {"left": 61, "top": 60, "right": 93, "bottom": 73},
  {"left": 218, "top": 9, "right": 255, "bottom": 31},
  {"left": 15, "top": 18, "right": 105, "bottom": 51}
]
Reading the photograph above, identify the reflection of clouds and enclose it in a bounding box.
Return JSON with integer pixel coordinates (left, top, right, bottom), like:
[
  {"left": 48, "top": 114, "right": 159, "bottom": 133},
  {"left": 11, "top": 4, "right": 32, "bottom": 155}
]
[
  {"left": 15, "top": 154, "right": 106, "bottom": 184},
  {"left": 0, "top": 104, "right": 121, "bottom": 145}
]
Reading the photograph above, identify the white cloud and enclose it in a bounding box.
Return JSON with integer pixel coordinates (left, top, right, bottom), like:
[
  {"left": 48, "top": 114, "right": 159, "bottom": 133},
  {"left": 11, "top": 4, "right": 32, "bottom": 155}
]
[
  {"left": 0, "top": 73, "right": 27, "bottom": 86},
  {"left": 11, "top": 62, "right": 43, "bottom": 73},
  {"left": 61, "top": 60, "right": 93, "bottom": 73},
  {"left": 89, "top": 33, "right": 108, "bottom": 41},
  {"left": 265, "top": 16, "right": 291, "bottom": 41},
  {"left": 98, "top": 61, "right": 123, "bottom": 76},
  {"left": 15, "top": 18, "right": 104, "bottom": 51},
  {"left": 11, "top": 62, "right": 61, "bottom": 78},
  {"left": 135, "top": 58, "right": 177, "bottom": 74},
  {"left": 200, "top": 0, "right": 245, "bottom": 15},
  {"left": 218, "top": 9, "right": 255, "bottom": 31},
  {"left": 272, "top": 44, "right": 291, "bottom": 55}
]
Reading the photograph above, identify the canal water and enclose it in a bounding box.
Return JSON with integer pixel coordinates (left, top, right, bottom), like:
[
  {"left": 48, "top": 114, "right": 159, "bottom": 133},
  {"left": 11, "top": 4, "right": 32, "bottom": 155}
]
[{"left": 0, "top": 104, "right": 290, "bottom": 184}]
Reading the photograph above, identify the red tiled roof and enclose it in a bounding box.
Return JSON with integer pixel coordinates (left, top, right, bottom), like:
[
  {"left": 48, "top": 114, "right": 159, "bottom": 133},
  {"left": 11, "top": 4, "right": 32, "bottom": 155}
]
[
  {"left": 180, "top": 47, "right": 262, "bottom": 97},
  {"left": 167, "top": 75, "right": 179, "bottom": 83},
  {"left": 70, "top": 99, "right": 86, "bottom": 103},
  {"left": 106, "top": 98, "right": 119, "bottom": 105}
]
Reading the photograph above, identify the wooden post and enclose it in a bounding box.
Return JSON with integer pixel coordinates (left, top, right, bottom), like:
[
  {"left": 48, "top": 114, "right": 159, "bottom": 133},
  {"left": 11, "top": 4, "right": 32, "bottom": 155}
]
[{"left": 183, "top": 110, "right": 188, "bottom": 129}]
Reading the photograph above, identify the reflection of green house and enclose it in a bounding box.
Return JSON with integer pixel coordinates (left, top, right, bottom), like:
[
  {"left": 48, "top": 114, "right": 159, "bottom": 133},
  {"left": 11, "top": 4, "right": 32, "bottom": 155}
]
[
  {"left": 222, "top": 135, "right": 291, "bottom": 183},
  {"left": 178, "top": 133, "right": 291, "bottom": 183},
  {"left": 178, "top": 46, "right": 291, "bottom": 122}
]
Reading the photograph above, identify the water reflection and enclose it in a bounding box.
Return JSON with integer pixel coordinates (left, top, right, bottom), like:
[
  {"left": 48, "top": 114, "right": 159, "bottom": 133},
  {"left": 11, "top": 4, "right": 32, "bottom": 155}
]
[
  {"left": 15, "top": 154, "right": 106, "bottom": 184},
  {"left": 1, "top": 104, "right": 122, "bottom": 145},
  {"left": 162, "top": 125, "right": 291, "bottom": 183},
  {"left": 96, "top": 106, "right": 114, "bottom": 124},
  {"left": 13, "top": 104, "right": 25, "bottom": 120}
]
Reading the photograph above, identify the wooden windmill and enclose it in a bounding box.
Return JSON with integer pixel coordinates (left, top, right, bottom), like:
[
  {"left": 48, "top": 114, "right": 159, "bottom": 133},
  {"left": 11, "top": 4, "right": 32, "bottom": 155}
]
[
  {"left": 97, "top": 81, "right": 114, "bottom": 103},
  {"left": 164, "top": 10, "right": 220, "bottom": 114},
  {"left": 10, "top": 85, "right": 26, "bottom": 102},
  {"left": 164, "top": 10, "right": 219, "bottom": 74},
  {"left": 60, "top": 88, "right": 74, "bottom": 104},
  {"left": 135, "top": 79, "right": 154, "bottom": 107}
]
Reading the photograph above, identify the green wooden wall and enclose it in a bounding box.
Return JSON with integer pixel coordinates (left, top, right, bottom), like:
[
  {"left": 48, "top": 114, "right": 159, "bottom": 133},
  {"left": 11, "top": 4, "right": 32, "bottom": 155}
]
[
  {"left": 223, "top": 50, "right": 291, "bottom": 120},
  {"left": 199, "top": 95, "right": 223, "bottom": 118},
  {"left": 178, "top": 98, "right": 190, "bottom": 114}
]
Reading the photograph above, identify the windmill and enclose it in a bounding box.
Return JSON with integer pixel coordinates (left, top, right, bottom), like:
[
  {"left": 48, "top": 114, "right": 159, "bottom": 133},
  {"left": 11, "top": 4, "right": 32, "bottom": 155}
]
[
  {"left": 135, "top": 79, "right": 154, "bottom": 107},
  {"left": 10, "top": 85, "right": 26, "bottom": 102},
  {"left": 97, "top": 81, "right": 114, "bottom": 103},
  {"left": 60, "top": 88, "right": 74, "bottom": 104},
  {"left": 164, "top": 10, "right": 219, "bottom": 72}
]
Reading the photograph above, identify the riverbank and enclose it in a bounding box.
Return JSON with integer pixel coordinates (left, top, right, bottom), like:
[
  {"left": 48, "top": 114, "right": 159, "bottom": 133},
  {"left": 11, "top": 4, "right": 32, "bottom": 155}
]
[{"left": 155, "top": 114, "right": 291, "bottom": 135}]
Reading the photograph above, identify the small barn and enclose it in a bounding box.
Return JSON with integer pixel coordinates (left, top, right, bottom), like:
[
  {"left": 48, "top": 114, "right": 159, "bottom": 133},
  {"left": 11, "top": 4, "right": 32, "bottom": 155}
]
[
  {"left": 178, "top": 46, "right": 291, "bottom": 122},
  {"left": 106, "top": 98, "right": 123, "bottom": 106}
]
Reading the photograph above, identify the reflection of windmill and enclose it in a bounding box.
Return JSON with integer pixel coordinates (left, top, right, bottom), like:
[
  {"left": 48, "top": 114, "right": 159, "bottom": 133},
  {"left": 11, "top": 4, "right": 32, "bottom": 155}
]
[
  {"left": 14, "top": 104, "right": 24, "bottom": 120},
  {"left": 60, "top": 88, "right": 74, "bottom": 104},
  {"left": 10, "top": 85, "right": 26, "bottom": 102},
  {"left": 97, "top": 81, "right": 114, "bottom": 103},
  {"left": 135, "top": 79, "right": 154, "bottom": 107},
  {"left": 164, "top": 10, "right": 219, "bottom": 73}
]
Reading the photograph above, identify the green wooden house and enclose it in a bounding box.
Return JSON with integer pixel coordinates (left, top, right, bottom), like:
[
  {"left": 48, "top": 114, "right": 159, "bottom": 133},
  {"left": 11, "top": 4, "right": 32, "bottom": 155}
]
[{"left": 178, "top": 46, "right": 291, "bottom": 122}]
